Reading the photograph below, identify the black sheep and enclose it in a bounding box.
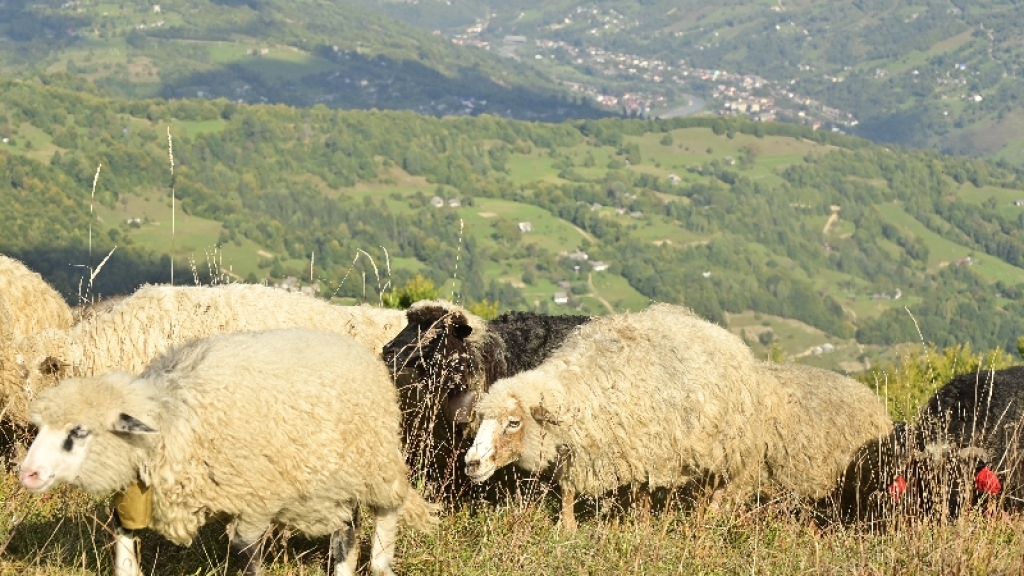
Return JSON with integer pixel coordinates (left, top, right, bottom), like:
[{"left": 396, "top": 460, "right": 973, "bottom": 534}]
[
  {"left": 381, "top": 300, "right": 590, "bottom": 500},
  {"left": 893, "top": 366, "right": 1023, "bottom": 517}
]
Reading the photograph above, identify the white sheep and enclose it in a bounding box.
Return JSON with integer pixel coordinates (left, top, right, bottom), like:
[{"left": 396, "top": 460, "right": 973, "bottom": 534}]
[
  {"left": 758, "top": 361, "right": 894, "bottom": 501},
  {"left": 19, "top": 328, "right": 438, "bottom": 576},
  {"left": 465, "top": 305, "right": 898, "bottom": 529},
  {"left": 0, "top": 253, "right": 73, "bottom": 343},
  {"left": 465, "top": 303, "right": 780, "bottom": 529},
  {"left": 3, "top": 283, "right": 407, "bottom": 425}
]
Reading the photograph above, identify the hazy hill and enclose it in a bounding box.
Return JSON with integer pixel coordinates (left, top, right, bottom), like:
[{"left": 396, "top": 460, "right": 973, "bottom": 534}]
[
  {"left": 0, "top": 0, "right": 603, "bottom": 120},
  {"left": 352, "top": 0, "right": 1024, "bottom": 161},
  {"left": 3, "top": 78, "right": 1024, "bottom": 370}
]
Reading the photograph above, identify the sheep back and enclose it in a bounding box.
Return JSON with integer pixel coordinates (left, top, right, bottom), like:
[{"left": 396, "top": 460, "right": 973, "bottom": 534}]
[
  {"left": 5, "top": 284, "right": 407, "bottom": 425},
  {"left": 758, "top": 362, "right": 893, "bottom": 499},
  {"left": 916, "top": 366, "right": 1024, "bottom": 507},
  {"left": 0, "top": 255, "right": 73, "bottom": 339},
  {"left": 489, "top": 311, "right": 591, "bottom": 376},
  {"left": 478, "top": 303, "right": 775, "bottom": 497}
]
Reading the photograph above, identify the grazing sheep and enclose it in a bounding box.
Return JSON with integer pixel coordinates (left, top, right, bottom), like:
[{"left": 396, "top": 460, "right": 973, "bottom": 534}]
[
  {"left": 465, "top": 303, "right": 782, "bottom": 530},
  {"left": 3, "top": 283, "right": 407, "bottom": 426},
  {"left": 19, "top": 328, "right": 438, "bottom": 576},
  {"left": 383, "top": 300, "right": 591, "bottom": 414},
  {"left": 888, "top": 366, "right": 1024, "bottom": 518},
  {"left": 381, "top": 300, "right": 590, "bottom": 496},
  {"left": 826, "top": 421, "right": 915, "bottom": 523},
  {"left": 758, "top": 362, "right": 894, "bottom": 501},
  {"left": 0, "top": 254, "right": 73, "bottom": 339}
]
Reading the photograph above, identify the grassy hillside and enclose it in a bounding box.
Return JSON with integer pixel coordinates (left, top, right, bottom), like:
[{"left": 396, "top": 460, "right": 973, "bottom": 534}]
[
  {"left": 0, "top": 0, "right": 603, "bottom": 120},
  {"left": 3, "top": 79, "right": 1024, "bottom": 370}
]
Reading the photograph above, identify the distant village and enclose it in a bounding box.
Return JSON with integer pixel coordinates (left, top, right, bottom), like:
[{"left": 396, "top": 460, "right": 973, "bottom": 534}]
[{"left": 448, "top": 7, "right": 860, "bottom": 132}]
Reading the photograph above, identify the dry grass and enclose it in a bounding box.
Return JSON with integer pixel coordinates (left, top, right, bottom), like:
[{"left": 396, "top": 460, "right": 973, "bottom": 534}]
[{"left": 0, "top": 468, "right": 1021, "bottom": 575}]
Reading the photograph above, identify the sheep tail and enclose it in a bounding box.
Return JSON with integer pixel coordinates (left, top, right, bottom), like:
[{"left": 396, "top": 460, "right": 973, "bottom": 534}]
[{"left": 399, "top": 490, "right": 440, "bottom": 533}]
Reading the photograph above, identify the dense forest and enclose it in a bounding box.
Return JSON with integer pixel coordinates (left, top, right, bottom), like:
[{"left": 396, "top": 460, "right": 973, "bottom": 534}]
[{"left": 2, "top": 77, "right": 1024, "bottom": 361}]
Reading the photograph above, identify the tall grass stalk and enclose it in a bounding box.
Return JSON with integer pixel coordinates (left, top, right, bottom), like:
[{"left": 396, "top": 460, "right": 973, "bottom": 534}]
[
  {"left": 87, "top": 164, "right": 100, "bottom": 277},
  {"left": 451, "top": 218, "right": 463, "bottom": 303},
  {"left": 167, "top": 127, "right": 175, "bottom": 286}
]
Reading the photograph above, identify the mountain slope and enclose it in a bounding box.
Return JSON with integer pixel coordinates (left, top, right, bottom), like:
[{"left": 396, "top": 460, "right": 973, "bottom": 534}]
[
  {"left": 351, "top": 0, "right": 1024, "bottom": 160},
  {"left": 2, "top": 79, "right": 1024, "bottom": 370},
  {"left": 0, "top": 0, "right": 602, "bottom": 120}
]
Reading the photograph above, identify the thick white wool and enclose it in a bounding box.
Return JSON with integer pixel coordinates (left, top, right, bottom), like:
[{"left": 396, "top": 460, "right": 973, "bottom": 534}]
[
  {"left": 758, "top": 362, "right": 893, "bottom": 499},
  {"left": 0, "top": 255, "right": 73, "bottom": 339},
  {"left": 4, "top": 283, "right": 406, "bottom": 424},
  {"left": 476, "top": 305, "right": 893, "bottom": 504},
  {"left": 477, "top": 304, "right": 778, "bottom": 497},
  {"left": 28, "top": 328, "right": 437, "bottom": 546}
]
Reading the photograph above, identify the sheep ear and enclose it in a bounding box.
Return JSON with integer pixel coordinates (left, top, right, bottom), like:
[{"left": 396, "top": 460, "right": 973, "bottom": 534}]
[
  {"left": 530, "top": 405, "right": 561, "bottom": 425},
  {"left": 112, "top": 413, "right": 158, "bottom": 435},
  {"left": 452, "top": 323, "right": 473, "bottom": 340}
]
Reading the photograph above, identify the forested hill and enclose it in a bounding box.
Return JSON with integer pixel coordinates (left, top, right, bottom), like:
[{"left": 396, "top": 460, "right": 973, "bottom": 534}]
[
  {"left": 351, "top": 0, "right": 1024, "bottom": 161},
  {"left": 0, "top": 0, "right": 601, "bottom": 120},
  {"left": 3, "top": 78, "right": 1024, "bottom": 370}
]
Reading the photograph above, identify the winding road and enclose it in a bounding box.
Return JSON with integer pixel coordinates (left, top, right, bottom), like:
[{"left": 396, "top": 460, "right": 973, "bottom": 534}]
[{"left": 655, "top": 95, "right": 707, "bottom": 119}]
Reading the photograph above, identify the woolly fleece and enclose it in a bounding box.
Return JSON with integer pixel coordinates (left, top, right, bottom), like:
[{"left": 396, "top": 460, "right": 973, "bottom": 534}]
[
  {"left": 28, "top": 328, "right": 437, "bottom": 546},
  {"left": 0, "top": 255, "right": 73, "bottom": 339},
  {"left": 382, "top": 300, "right": 590, "bottom": 498},
  {"left": 911, "top": 366, "right": 1024, "bottom": 512},
  {"left": 758, "top": 362, "right": 893, "bottom": 499},
  {"left": 474, "top": 303, "right": 778, "bottom": 499},
  {"left": 5, "top": 283, "right": 406, "bottom": 424}
]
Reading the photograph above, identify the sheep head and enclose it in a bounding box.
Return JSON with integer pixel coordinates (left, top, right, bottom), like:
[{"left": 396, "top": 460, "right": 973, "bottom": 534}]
[
  {"left": 20, "top": 372, "right": 159, "bottom": 496},
  {"left": 382, "top": 300, "right": 504, "bottom": 407},
  {"left": 465, "top": 387, "right": 562, "bottom": 483}
]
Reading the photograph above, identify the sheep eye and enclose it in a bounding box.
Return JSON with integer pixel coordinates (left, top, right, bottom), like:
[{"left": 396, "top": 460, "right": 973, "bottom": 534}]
[
  {"left": 506, "top": 419, "right": 521, "bottom": 431},
  {"left": 69, "top": 425, "right": 90, "bottom": 440}
]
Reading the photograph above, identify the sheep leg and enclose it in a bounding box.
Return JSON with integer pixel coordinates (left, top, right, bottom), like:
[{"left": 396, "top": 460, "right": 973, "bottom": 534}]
[
  {"left": 559, "top": 485, "right": 578, "bottom": 532},
  {"left": 632, "top": 483, "right": 652, "bottom": 518},
  {"left": 369, "top": 507, "right": 400, "bottom": 576},
  {"left": 329, "top": 514, "right": 359, "bottom": 576},
  {"left": 112, "top": 515, "right": 140, "bottom": 576},
  {"left": 230, "top": 520, "right": 268, "bottom": 576}
]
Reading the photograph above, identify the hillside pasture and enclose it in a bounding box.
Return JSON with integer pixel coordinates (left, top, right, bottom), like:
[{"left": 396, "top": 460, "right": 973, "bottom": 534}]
[
  {"left": 879, "top": 203, "right": 1024, "bottom": 284},
  {"left": 92, "top": 189, "right": 268, "bottom": 280}
]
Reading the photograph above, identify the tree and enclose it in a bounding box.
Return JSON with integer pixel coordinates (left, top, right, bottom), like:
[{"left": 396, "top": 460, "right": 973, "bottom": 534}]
[{"left": 382, "top": 274, "right": 440, "bottom": 309}]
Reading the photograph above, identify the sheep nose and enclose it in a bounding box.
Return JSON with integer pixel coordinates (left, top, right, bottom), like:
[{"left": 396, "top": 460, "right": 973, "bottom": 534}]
[
  {"left": 18, "top": 467, "right": 41, "bottom": 489},
  {"left": 465, "top": 458, "right": 480, "bottom": 476}
]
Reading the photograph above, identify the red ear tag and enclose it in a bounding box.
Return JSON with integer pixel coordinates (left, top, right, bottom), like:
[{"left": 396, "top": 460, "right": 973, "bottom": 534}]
[
  {"left": 888, "top": 475, "right": 908, "bottom": 500},
  {"left": 975, "top": 466, "right": 1001, "bottom": 495}
]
